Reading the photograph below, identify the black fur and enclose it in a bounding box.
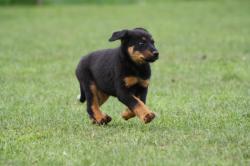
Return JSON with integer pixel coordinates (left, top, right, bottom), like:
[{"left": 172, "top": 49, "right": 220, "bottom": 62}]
[{"left": 75, "top": 27, "right": 159, "bottom": 124}]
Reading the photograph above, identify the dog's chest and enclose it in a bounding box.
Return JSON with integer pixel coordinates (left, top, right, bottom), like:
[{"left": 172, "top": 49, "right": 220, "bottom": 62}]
[
  {"left": 123, "top": 76, "right": 149, "bottom": 88},
  {"left": 121, "top": 62, "right": 151, "bottom": 88}
]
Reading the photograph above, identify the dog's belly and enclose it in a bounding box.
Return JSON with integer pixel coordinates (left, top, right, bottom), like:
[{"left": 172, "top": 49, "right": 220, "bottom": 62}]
[
  {"left": 92, "top": 71, "right": 116, "bottom": 96},
  {"left": 95, "top": 80, "right": 116, "bottom": 96}
]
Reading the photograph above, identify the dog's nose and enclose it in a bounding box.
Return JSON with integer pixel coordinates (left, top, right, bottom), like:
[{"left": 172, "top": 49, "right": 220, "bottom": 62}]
[{"left": 152, "top": 51, "right": 159, "bottom": 58}]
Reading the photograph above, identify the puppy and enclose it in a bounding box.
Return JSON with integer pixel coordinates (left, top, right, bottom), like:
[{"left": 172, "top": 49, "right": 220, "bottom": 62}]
[{"left": 75, "top": 28, "right": 159, "bottom": 125}]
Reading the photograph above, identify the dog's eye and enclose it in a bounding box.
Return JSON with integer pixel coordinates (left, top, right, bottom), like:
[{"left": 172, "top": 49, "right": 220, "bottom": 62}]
[{"left": 138, "top": 42, "right": 146, "bottom": 46}]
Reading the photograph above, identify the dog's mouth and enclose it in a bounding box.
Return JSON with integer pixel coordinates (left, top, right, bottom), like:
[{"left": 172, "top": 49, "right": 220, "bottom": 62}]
[
  {"left": 143, "top": 50, "right": 159, "bottom": 63},
  {"left": 145, "top": 56, "right": 159, "bottom": 63}
]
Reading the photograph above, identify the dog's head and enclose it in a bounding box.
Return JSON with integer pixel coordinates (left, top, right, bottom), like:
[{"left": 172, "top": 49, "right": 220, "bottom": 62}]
[{"left": 109, "top": 28, "right": 159, "bottom": 64}]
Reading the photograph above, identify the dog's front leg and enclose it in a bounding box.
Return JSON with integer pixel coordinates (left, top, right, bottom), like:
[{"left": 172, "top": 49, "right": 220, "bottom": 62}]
[
  {"left": 122, "top": 86, "right": 148, "bottom": 120},
  {"left": 116, "top": 86, "right": 155, "bottom": 124}
]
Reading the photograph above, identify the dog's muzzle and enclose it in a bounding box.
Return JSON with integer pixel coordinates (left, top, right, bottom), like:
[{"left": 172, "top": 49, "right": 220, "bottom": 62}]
[{"left": 146, "top": 51, "right": 159, "bottom": 62}]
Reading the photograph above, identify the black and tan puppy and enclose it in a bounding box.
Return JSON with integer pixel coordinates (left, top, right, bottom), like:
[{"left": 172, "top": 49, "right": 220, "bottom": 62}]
[{"left": 75, "top": 28, "right": 159, "bottom": 125}]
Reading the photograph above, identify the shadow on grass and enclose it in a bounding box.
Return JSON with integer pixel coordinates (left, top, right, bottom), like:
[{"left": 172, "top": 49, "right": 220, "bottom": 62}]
[{"left": 95, "top": 120, "right": 170, "bottom": 133}]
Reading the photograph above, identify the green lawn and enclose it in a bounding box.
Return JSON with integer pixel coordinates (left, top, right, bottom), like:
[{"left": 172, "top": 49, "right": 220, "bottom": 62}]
[{"left": 0, "top": 1, "right": 250, "bottom": 165}]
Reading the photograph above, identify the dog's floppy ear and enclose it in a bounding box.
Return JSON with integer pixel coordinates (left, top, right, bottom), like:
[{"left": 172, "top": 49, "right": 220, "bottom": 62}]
[{"left": 109, "top": 29, "right": 128, "bottom": 42}]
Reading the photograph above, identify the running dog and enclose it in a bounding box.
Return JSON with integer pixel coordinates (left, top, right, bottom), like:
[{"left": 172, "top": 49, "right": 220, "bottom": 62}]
[{"left": 75, "top": 28, "right": 159, "bottom": 125}]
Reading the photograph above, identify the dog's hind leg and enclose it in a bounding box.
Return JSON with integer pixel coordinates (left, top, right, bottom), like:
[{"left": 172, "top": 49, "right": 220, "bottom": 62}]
[
  {"left": 76, "top": 67, "right": 111, "bottom": 125},
  {"left": 86, "top": 83, "right": 111, "bottom": 125}
]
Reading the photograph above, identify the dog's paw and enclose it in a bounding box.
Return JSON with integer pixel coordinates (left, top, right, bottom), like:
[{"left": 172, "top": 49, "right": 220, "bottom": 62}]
[
  {"left": 104, "top": 114, "right": 112, "bottom": 124},
  {"left": 143, "top": 112, "right": 155, "bottom": 124},
  {"left": 91, "top": 114, "right": 112, "bottom": 125}
]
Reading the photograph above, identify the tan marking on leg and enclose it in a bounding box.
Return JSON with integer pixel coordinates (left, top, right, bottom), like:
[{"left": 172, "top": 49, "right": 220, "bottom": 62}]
[
  {"left": 121, "top": 108, "right": 136, "bottom": 120},
  {"left": 121, "top": 93, "right": 142, "bottom": 121},
  {"left": 123, "top": 76, "right": 139, "bottom": 88},
  {"left": 90, "top": 84, "right": 111, "bottom": 124},
  {"left": 90, "top": 84, "right": 105, "bottom": 121},
  {"left": 132, "top": 96, "right": 155, "bottom": 123},
  {"left": 96, "top": 89, "right": 109, "bottom": 106},
  {"left": 128, "top": 46, "right": 145, "bottom": 64}
]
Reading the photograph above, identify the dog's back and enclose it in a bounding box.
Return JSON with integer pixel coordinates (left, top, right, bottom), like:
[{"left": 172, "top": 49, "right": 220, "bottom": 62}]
[{"left": 76, "top": 48, "right": 119, "bottom": 96}]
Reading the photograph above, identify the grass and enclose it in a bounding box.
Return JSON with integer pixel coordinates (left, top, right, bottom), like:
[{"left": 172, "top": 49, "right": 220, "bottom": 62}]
[{"left": 0, "top": 0, "right": 250, "bottom": 165}]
